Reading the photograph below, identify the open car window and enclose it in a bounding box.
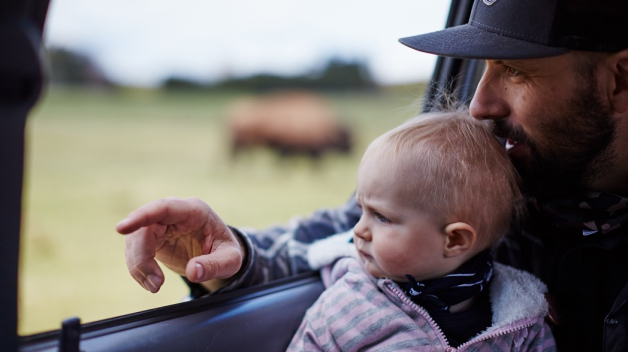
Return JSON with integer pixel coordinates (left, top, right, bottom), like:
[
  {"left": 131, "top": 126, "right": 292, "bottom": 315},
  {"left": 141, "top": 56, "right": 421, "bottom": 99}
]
[{"left": 2, "top": 1, "right": 484, "bottom": 351}]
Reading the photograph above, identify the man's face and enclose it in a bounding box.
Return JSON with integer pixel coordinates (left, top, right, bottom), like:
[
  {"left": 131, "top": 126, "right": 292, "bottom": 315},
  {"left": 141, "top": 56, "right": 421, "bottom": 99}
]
[{"left": 470, "top": 53, "right": 617, "bottom": 195}]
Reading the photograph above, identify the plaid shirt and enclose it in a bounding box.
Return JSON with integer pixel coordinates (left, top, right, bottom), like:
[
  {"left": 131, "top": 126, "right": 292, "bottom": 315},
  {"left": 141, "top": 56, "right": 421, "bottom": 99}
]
[{"left": 217, "top": 196, "right": 361, "bottom": 293}]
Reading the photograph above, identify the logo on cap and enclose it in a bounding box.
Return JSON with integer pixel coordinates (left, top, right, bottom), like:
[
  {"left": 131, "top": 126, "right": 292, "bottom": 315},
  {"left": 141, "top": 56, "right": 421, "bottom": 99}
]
[{"left": 483, "top": 0, "right": 498, "bottom": 5}]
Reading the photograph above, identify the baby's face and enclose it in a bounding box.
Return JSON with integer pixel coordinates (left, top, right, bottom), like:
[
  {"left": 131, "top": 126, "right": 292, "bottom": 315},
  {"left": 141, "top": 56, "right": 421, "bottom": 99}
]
[{"left": 353, "top": 151, "right": 450, "bottom": 282}]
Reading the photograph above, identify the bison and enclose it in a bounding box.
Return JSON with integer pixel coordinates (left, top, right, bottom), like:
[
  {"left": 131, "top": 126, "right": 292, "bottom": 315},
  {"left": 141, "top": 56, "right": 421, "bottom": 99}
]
[{"left": 227, "top": 91, "right": 352, "bottom": 159}]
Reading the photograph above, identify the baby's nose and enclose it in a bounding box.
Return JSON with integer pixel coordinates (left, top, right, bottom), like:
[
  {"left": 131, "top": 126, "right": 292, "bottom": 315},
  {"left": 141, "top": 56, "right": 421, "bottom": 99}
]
[{"left": 353, "top": 220, "right": 371, "bottom": 242}]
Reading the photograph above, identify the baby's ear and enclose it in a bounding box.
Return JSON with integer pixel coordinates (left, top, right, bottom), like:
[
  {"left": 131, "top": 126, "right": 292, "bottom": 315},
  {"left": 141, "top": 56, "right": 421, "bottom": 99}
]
[{"left": 443, "top": 222, "right": 477, "bottom": 258}]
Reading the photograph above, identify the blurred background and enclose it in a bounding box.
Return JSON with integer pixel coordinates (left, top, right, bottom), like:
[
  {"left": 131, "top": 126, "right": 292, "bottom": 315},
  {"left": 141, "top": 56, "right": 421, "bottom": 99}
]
[{"left": 20, "top": 0, "right": 449, "bottom": 335}]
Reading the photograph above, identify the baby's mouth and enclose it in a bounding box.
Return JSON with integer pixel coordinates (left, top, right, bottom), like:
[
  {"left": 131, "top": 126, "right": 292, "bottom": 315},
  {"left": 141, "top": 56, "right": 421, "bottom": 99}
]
[{"left": 357, "top": 248, "right": 372, "bottom": 260}]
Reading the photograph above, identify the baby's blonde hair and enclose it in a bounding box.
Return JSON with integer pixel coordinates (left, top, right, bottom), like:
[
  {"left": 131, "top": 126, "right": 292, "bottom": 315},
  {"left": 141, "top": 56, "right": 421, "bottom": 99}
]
[{"left": 363, "top": 108, "right": 523, "bottom": 248}]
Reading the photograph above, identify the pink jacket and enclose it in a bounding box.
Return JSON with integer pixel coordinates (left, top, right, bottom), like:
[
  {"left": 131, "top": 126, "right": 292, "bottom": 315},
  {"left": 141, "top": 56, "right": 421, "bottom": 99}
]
[{"left": 288, "top": 256, "right": 556, "bottom": 352}]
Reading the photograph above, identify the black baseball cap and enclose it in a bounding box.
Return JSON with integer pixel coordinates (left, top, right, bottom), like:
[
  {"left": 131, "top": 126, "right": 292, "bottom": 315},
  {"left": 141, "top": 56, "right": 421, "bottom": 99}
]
[{"left": 399, "top": 0, "right": 628, "bottom": 60}]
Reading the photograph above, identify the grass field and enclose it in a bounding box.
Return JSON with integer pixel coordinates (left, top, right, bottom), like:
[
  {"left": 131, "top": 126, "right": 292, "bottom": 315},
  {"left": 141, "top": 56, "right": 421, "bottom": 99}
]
[{"left": 19, "top": 85, "right": 425, "bottom": 335}]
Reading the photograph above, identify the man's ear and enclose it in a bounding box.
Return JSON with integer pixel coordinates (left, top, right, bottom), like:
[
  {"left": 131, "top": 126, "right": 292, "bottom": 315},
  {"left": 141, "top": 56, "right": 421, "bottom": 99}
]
[
  {"left": 607, "top": 49, "right": 628, "bottom": 113},
  {"left": 443, "top": 222, "right": 477, "bottom": 258}
]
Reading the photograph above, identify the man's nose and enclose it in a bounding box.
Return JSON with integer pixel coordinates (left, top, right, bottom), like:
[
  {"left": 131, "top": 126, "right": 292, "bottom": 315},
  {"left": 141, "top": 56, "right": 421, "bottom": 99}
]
[{"left": 469, "top": 69, "right": 510, "bottom": 122}]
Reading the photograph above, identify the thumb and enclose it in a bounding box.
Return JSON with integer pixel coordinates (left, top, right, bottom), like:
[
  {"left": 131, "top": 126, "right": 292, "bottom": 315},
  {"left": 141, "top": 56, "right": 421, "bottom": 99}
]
[
  {"left": 125, "top": 229, "right": 166, "bottom": 293},
  {"left": 185, "top": 245, "right": 243, "bottom": 283},
  {"left": 129, "top": 258, "right": 165, "bottom": 293}
]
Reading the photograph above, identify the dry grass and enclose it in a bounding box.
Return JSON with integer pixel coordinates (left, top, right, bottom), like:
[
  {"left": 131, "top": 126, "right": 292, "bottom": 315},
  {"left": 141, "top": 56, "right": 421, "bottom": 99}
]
[{"left": 19, "top": 85, "right": 424, "bottom": 334}]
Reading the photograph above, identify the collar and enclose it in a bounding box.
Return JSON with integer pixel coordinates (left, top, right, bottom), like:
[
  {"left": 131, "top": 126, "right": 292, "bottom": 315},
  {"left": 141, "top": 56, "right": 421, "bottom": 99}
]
[
  {"left": 531, "top": 191, "right": 628, "bottom": 236},
  {"left": 396, "top": 249, "right": 493, "bottom": 312}
]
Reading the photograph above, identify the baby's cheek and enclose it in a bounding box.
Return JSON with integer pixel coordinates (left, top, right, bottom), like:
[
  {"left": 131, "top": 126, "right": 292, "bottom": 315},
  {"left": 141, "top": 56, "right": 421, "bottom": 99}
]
[{"left": 375, "top": 246, "right": 413, "bottom": 278}]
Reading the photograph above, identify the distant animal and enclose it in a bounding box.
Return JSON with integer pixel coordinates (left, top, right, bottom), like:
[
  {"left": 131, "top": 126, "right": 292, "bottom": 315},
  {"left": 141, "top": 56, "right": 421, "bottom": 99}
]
[{"left": 227, "top": 91, "right": 352, "bottom": 159}]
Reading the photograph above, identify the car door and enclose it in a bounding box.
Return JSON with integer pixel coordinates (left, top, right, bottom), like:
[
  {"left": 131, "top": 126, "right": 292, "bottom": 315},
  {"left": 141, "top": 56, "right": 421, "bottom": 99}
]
[{"left": 3, "top": 0, "right": 483, "bottom": 351}]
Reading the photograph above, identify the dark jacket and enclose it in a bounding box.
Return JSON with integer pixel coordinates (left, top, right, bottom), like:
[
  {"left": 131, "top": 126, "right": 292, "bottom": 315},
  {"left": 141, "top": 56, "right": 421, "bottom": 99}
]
[{"left": 494, "top": 202, "right": 628, "bottom": 352}]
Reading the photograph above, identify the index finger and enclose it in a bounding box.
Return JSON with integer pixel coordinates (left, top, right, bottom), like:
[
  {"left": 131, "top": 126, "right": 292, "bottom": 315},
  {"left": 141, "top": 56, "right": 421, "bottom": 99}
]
[{"left": 116, "top": 197, "right": 208, "bottom": 234}]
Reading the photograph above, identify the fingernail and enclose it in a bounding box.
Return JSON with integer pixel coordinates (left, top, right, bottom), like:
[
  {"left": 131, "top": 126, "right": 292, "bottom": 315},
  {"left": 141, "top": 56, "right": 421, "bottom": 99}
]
[
  {"left": 195, "top": 263, "right": 204, "bottom": 281},
  {"left": 144, "top": 274, "right": 162, "bottom": 293}
]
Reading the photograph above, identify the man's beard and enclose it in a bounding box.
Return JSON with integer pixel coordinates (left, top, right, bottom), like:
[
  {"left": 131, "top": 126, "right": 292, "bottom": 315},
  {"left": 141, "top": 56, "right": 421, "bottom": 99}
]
[{"left": 492, "top": 71, "right": 617, "bottom": 196}]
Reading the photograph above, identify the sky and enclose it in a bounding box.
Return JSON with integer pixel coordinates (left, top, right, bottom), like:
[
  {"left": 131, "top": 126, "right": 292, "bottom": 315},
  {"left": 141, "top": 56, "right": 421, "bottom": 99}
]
[{"left": 44, "top": 0, "right": 451, "bottom": 87}]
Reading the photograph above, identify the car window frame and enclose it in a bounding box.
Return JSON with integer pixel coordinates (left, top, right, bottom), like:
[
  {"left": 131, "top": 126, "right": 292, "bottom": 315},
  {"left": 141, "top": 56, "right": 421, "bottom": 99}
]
[
  {"left": 1, "top": 0, "right": 50, "bottom": 351},
  {"left": 4, "top": 0, "right": 482, "bottom": 350}
]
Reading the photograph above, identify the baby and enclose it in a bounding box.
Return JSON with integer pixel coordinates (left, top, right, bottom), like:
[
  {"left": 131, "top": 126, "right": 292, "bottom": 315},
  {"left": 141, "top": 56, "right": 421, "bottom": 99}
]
[{"left": 288, "top": 110, "right": 555, "bottom": 351}]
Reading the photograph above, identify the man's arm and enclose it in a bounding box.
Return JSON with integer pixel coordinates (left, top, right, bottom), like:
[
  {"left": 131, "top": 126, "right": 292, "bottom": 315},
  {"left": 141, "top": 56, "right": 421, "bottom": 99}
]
[{"left": 205, "top": 195, "right": 362, "bottom": 295}]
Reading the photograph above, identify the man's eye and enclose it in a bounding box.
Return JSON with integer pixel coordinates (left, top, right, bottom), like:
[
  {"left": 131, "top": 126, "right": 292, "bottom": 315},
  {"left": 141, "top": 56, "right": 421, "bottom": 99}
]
[
  {"left": 375, "top": 213, "right": 390, "bottom": 224},
  {"left": 506, "top": 67, "right": 521, "bottom": 77}
]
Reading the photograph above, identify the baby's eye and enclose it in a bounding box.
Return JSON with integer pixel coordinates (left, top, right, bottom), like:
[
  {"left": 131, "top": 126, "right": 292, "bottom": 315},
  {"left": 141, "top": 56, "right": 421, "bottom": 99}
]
[{"left": 374, "top": 212, "right": 391, "bottom": 224}]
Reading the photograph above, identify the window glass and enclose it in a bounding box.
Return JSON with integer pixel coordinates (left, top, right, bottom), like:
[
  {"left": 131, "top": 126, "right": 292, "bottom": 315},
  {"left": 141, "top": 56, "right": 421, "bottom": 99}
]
[{"left": 21, "top": 0, "right": 449, "bottom": 335}]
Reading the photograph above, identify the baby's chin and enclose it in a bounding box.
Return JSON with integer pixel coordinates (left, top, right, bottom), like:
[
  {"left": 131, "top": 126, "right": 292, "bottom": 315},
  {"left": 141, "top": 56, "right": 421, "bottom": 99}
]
[
  {"left": 363, "top": 262, "right": 405, "bottom": 282},
  {"left": 362, "top": 260, "right": 385, "bottom": 278}
]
